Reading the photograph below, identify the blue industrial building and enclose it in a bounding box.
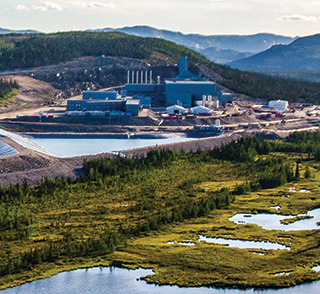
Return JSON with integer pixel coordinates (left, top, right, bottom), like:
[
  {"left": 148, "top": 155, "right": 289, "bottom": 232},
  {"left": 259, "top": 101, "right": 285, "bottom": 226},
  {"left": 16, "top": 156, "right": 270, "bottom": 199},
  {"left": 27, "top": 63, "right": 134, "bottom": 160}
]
[
  {"left": 165, "top": 80, "right": 218, "bottom": 108},
  {"left": 164, "top": 57, "right": 221, "bottom": 108},
  {"left": 66, "top": 89, "right": 142, "bottom": 116},
  {"left": 67, "top": 99, "right": 126, "bottom": 112},
  {"left": 124, "top": 57, "right": 224, "bottom": 108}
]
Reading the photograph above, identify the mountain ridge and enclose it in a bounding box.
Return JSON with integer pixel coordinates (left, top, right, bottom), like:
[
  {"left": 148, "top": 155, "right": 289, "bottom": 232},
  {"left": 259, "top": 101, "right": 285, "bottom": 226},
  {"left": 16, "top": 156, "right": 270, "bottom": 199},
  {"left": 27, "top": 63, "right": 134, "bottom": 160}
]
[
  {"left": 0, "top": 27, "right": 40, "bottom": 35},
  {"left": 86, "top": 25, "right": 295, "bottom": 63},
  {"left": 229, "top": 33, "right": 320, "bottom": 71}
]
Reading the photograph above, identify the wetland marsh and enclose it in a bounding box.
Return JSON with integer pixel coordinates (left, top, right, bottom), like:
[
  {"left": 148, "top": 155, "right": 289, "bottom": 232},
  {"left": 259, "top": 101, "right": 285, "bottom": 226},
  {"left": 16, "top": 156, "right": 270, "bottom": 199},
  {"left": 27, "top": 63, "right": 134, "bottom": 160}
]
[{"left": 2, "top": 134, "right": 320, "bottom": 291}]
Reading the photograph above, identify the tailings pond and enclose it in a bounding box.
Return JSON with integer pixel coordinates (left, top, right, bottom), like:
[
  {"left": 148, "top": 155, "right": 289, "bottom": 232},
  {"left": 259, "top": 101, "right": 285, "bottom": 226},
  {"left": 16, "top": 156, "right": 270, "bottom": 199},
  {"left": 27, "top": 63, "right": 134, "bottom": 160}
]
[
  {"left": 28, "top": 136, "right": 195, "bottom": 157},
  {"left": 0, "top": 128, "right": 198, "bottom": 157},
  {"left": 1, "top": 267, "right": 320, "bottom": 294}
]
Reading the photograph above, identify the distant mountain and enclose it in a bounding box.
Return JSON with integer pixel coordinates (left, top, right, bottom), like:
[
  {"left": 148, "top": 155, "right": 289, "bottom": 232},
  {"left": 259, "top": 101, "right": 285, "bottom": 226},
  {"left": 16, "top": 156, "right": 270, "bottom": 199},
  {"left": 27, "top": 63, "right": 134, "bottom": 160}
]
[
  {"left": 198, "top": 47, "right": 254, "bottom": 64},
  {"left": 0, "top": 27, "right": 40, "bottom": 34},
  {"left": 86, "top": 25, "right": 295, "bottom": 63},
  {"left": 229, "top": 34, "right": 320, "bottom": 71}
]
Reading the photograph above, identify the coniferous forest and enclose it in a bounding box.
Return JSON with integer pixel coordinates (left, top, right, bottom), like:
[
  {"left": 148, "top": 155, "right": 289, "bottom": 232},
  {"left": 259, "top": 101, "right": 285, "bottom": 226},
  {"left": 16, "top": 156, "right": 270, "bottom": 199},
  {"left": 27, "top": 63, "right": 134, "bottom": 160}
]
[
  {"left": 0, "top": 32, "right": 320, "bottom": 103},
  {"left": 1, "top": 133, "right": 320, "bottom": 289}
]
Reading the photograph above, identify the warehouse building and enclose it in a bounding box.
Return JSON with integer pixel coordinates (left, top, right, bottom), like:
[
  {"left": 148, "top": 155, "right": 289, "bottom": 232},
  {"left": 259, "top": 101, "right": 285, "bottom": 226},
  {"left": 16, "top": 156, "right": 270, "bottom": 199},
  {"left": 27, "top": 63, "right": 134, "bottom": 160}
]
[
  {"left": 66, "top": 91, "right": 142, "bottom": 116},
  {"left": 166, "top": 105, "right": 187, "bottom": 115},
  {"left": 269, "top": 100, "right": 288, "bottom": 111},
  {"left": 67, "top": 99, "right": 126, "bottom": 112}
]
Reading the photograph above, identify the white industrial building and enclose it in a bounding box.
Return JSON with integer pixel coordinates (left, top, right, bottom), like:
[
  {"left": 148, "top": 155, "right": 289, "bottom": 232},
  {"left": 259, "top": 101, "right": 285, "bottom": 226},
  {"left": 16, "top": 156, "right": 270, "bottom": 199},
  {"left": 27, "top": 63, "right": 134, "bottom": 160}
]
[
  {"left": 166, "top": 105, "right": 187, "bottom": 115},
  {"left": 269, "top": 100, "right": 288, "bottom": 111},
  {"left": 191, "top": 105, "right": 213, "bottom": 116}
]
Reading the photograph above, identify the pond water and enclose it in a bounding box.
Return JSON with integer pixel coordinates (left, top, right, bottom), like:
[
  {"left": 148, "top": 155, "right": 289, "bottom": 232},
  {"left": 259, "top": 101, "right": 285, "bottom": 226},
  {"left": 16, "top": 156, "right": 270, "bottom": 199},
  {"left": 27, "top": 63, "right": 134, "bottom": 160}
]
[
  {"left": 178, "top": 241, "right": 196, "bottom": 246},
  {"left": 1, "top": 267, "right": 320, "bottom": 294},
  {"left": 198, "top": 235, "right": 289, "bottom": 250},
  {"left": 312, "top": 265, "right": 320, "bottom": 272},
  {"left": 29, "top": 137, "right": 195, "bottom": 157},
  {"left": 0, "top": 128, "right": 198, "bottom": 158},
  {"left": 229, "top": 208, "right": 320, "bottom": 231}
]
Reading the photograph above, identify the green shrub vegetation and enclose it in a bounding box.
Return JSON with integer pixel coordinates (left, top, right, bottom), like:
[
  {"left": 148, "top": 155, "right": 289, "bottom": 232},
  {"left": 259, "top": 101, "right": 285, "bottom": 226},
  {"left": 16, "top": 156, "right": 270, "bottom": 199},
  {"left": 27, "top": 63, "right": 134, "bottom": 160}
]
[
  {"left": 0, "top": 78, "right": 19, "bottom": 104},
  {"left": 0, "top": 32, "right": 320, "bottom": 102},
  {"left": 2, "top": 134, "right": 320, "bottom": 289},
  {"left": 280, "top": 215, "right": 313, "bottom": 225}
]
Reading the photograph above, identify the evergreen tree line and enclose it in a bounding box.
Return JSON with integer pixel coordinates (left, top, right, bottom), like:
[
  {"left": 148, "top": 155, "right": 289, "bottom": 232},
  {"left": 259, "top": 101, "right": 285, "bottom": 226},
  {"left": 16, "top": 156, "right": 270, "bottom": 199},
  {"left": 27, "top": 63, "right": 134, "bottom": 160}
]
[
  {"left": 82, "top": 136, "right": 300, "bottom": 192},
  {"left": 0, "top": 177, "right": 73, "bottom": 205},
  {"left": 82, "top": 148, "right": 180, "bottom": 181},
  {"left": 0, "top": 230, "right": 121, "bottom": 276},
  {"left": 0, "top": 78, "right": 18, "bottom": 100}
]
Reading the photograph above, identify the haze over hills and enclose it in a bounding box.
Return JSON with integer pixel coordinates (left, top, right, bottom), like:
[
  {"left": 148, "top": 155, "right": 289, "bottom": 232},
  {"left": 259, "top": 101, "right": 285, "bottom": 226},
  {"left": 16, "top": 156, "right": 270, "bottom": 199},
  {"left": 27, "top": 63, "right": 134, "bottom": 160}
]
[
  {"left": 229, "top": 34, "right": 320, "bottom": 71},
  {"left": 86, "top": 25, "right": 295, "bottom": 63},
  {"left": 0, "top": 27, "right": 40, "bottom": 35},
  {"left": 197, "top": 47, "right": 254, "bottom": 65}
]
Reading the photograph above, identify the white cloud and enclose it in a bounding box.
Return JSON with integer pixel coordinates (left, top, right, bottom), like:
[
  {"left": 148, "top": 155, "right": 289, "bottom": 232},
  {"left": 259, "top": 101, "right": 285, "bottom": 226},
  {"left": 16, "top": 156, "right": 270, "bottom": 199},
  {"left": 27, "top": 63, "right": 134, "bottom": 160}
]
[
  {"left": 70, "top": 1, "right": 115, "bottom": 9},
  {"left": 32, "top": 2, "right": 63, "bottom": 11},
  {"left": 278, "top": 14, "right": 318, "bottom": 22},
  {"left": 15, "top": 4, "right": 30, "bottom": 11}
]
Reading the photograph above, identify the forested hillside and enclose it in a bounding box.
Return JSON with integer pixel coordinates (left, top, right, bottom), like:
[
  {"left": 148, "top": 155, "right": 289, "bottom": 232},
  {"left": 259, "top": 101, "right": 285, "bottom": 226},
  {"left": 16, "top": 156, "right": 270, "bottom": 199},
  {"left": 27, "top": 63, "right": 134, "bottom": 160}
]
[
  {"left": 0, "top": 32, "right": 320, "bottom": 103},
  {"left": 229, "top": 34, "right": 320, "bottom": 71}
]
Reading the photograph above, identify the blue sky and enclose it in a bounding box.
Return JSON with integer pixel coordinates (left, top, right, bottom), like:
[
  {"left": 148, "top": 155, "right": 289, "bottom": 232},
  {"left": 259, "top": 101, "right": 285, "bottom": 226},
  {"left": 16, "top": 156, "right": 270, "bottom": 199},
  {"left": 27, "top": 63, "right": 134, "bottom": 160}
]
[{"left": 2, "top": 0, "right": 320, "bottom": 36}]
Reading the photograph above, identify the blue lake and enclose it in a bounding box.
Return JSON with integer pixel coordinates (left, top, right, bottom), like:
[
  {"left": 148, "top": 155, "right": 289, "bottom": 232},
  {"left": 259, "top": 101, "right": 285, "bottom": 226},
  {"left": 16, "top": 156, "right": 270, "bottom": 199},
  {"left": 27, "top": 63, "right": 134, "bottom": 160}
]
[{"left": 1, "top": 267, "right": 320, "bottom": 294}]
